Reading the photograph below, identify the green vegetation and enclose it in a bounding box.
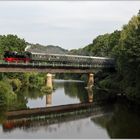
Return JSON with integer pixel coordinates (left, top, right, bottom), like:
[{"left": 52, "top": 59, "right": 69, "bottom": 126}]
[
  {"left": 0, "top": 72, "right": 46, "bottom": 108},
  {"left": 0, "top": 80, "right": 17, "bottom": 107},
  {"left": 69, "top": 30, "right": 120, "bottom": 57},
  {"left": 0, "top": 34, "right": 26, "bottom": 59},
  {"left": 41, "top": 86, "right": 53, "bottom": 94},
  {"left": 0, "top": 35, "right": 47, "bottom": 107},
  {"left": 113, "top": 11, "right": 140, "bottom": 100},
  {"left": 72, "top": 11, "right": 140, "bottom": 102},
  {"left": 69, "top": 10, "right": 140, "bottom": 102}
]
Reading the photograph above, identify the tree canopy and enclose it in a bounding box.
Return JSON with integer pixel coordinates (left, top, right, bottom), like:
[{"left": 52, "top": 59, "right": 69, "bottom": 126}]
[
  {"left": 70, "top": 10, "right": 140, "bottom": 101},
  {"left": 0, "top": 34, "right": 26, "bottom": 58},
  {"left": 70, "top": 30, "right": 121, "bottom": 57},
  {"left": 114, "top": 12, "right": 140, "bottom": 98}
]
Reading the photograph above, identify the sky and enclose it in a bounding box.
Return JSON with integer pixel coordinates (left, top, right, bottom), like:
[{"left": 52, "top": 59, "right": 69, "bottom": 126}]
[{"left": 0, "top": 1, "right": 140, "bottom": 50}]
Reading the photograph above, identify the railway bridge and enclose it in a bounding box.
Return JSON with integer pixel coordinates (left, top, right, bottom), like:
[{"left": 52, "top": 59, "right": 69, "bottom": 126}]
[{"left": 0, "top": 54, "right": 115, "bottom": 88}]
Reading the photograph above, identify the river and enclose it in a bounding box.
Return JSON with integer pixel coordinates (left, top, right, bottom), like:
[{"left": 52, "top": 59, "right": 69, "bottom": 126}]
[{"left": 0, "top": 79, "right": 140, "bottom": 138}]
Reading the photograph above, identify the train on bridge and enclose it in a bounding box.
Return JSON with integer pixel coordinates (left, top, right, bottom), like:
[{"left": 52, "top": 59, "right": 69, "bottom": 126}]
[{"left": 3, "top": 51, "right": 115, "bottom": 66}]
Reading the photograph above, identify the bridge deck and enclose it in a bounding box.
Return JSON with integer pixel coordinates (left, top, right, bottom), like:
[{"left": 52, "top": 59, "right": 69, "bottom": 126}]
[{"left": 0, "top": 62, "right": 115, "bottom": 73}]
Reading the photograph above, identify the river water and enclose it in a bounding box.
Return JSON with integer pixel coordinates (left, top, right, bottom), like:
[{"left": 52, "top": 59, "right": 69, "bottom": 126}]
[{"left": 0, "top": 79, "right": 140, "bottom": 139}]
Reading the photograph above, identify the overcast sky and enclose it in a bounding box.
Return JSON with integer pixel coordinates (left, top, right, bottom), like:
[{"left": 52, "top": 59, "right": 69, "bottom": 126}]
[{"left": 0, "top": 1, "right": 140, "bottom": 50}]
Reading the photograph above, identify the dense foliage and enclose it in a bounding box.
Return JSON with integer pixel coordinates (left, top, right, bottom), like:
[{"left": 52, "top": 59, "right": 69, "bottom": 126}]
[
  {"left": 69, "top": 10, "right": 140, "bottom": 102},
  {"left": 0, "top": 35, "right": 47, "bottom": 107},
  {"left": 72, "top": 11, "right": 140, "bottom": 101},
  {"left": 69, "top": 30, "right": 121, "bottom": 57},
  {"left": 113, "top": 11, "right": 140, "bottom": 99},
  {"left": 83, "top": 30, "right": 121, "bottom": 57},
  {"left": 0, "top": 34, "right": 26, "bottom": 59}
]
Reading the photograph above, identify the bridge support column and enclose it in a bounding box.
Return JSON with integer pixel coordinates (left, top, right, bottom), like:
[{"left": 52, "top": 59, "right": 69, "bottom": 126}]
[
  {"left": 46, "top": 73, "right": 53, "bottom": 90},
  {"left": 88, "top": 73, "right": 94, "bottom": 87}
]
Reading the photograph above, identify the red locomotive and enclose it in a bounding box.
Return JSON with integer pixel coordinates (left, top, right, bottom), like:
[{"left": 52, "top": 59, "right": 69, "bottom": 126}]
[{"left": 3, "top": 51, "right": 32, "bottom": 63}]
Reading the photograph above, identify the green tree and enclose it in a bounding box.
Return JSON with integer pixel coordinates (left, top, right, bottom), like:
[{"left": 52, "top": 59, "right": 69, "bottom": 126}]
[
  {"left": 113, "top": 12, "right": 140, "bottom": 98},
  {"left": 0, "top": 80, "right": 16, "bottom": 106},
  {"left": 0, "top": 34, "right": 26, "bottom": 58},
  {"left": 70, "top": 30, "right": 120, "bottom": 57}
]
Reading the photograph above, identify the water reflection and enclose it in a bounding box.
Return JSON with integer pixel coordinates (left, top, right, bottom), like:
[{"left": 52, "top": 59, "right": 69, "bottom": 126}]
[
  {"left": 45, "top": 81, "right": 94, "bottom": 106},
  {"left": 2, "top": 101, "right": 113, "bottom": 136},
  {"left": 46, "top": 93, "right": 52, "bottom": 106},
  {"left": 64, "top": 81, "right": 88, "bottom": 103},
  {"left": 25, "top": 80, "right": 88, "bottom": 108},
  {"left": 2, "top": 96, "right": 140, "bottom": 138},
  {"left": 86, "top": 87, "right": 93, "bottom": 103},
  {"left": 1, "top": 80, "right": 140, "bottom": 138},
  {"left": 91, "top": 99, "right": 140, "bottom": 138}
]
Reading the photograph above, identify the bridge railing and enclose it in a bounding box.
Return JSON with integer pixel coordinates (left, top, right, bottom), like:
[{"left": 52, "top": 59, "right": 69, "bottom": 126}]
[{"left": 0, "top": 61, "right": 114, "bottom": 69}]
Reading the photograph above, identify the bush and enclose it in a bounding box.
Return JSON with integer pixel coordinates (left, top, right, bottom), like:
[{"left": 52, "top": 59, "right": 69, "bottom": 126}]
[
  {"left": 0, "top": 81, "right": 17, "bottom": 106},
  {"left": 9, "top": 78, "right": 22, "bottom": 92},
  {"left": 99, "top": 76, "right": 119, "bottom": 91},
  {"left": 41, "top": 86, "right": 53, "bottom": 94}
]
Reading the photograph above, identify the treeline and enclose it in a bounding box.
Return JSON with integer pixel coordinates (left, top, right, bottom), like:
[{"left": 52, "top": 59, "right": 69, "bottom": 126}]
[
  {"left": 70, "top": 11, "right": 140, "bottom": 102},
  {"left": 69, "top": 30, "right": 121, "bottom": 57}
]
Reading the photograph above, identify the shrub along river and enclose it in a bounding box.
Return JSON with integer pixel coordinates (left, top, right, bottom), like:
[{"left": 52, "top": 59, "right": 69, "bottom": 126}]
[{"left": 0, "top": 79, "right": 140, "bottom": 138}]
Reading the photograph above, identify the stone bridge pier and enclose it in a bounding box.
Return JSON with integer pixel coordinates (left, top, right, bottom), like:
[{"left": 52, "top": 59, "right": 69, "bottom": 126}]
[
  {"left": 45, "top": 72, "right": 94, "bottom": 90},
  {"left": 45, "top": 73, "right": 53, "bottom": 89},
  {"left": 87, "top": 73, "right": 94, "bottom": 87}
]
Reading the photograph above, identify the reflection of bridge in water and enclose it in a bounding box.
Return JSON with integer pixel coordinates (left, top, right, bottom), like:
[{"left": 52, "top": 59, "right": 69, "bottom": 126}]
[
  {"left": 3, "top": 85, "right": 116, "bottom": 132},
  {"left": 46, "top": 94, "right": 52, "bottom": 105},
  {"left": 3, "top": 100, "right": 115, "bottom": 132}
]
